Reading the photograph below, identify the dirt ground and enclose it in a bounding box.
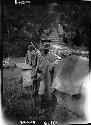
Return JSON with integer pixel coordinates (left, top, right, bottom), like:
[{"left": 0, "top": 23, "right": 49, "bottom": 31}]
[{"left": 2, "top": 57, "right": 87, "bottom": 125}]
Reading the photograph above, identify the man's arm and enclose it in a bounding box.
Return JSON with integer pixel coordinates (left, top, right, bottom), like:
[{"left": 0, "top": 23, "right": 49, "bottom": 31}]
[
  {"left": 48, "top": 52, "right": 63, "bottom": 72},
  {"left": 53, "top": 52, "right": 62, "bottom": 60},
  {"left": 49, "top": 52, "right": 62, "bottom": 63}
]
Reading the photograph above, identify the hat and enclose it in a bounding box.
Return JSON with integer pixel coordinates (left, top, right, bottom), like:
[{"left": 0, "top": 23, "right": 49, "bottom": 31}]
[
  {"left": 28, "top": 45, "right": 33, "bottom": 50},
  {"left": 43, "top": 43, "right": 50, "bottom": 50},
  {"left": 16, "top": 63, "right": 32, "bottom": 69},
  {"left": 41, "top": 40, "right": 52, "bottom": 44}
]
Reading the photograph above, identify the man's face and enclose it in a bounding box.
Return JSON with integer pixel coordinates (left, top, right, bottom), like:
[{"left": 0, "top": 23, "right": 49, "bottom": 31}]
[{"left": 43, "top": 49, "right": 49, "bottom": 55}]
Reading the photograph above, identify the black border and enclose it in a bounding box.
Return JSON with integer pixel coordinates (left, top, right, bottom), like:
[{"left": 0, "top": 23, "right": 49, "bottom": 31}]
[{"left": 1, "top": 0, "right": 91, "bottom": 125}]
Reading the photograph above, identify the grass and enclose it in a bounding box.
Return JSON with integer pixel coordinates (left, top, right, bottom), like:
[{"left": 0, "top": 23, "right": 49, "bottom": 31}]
[{"left": 2, "top": 57, "right": 86, "bottom": 125}]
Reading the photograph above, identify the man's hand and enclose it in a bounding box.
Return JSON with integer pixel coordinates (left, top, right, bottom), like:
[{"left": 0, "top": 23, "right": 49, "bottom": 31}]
[{"left": 51, "top": 88, "right": 54, "bottom": 93}]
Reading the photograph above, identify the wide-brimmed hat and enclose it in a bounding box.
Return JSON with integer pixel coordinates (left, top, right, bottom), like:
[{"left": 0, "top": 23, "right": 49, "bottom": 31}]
[
  {"left": 28, "top": 45, "right": 33, "bottom": 50},
  {"left": 42, "top": 43, "right": 50, "bottom": 50},
  {"left": 16, "top": 63, "right": 32, "bottom": 69},
  {"left": 41, "top": 39, "right": 52, "bottom": 42}
]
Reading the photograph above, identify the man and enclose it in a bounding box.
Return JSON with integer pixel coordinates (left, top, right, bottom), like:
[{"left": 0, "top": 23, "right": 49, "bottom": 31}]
[
  {"left": 25, "top": 45, "right": 39, "bottom": 97},
  {"left": 37, "top": 42, "right": 62, "bottom": 113},
  {"left": 25, "top": 45, "right": 33, "bottom": 65},
  {"left": 42, "top": 43, "right": 62, "bottom": 98}
]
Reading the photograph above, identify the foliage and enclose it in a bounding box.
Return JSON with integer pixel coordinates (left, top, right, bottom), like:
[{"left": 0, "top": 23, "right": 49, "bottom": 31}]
[{"left": 3, "top": 2, "right": 90, "bottom": 57}]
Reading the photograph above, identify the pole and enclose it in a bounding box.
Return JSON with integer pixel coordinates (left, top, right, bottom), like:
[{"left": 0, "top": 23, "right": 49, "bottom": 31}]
[
  {"left": 31, "top": 42, "right": 37, "bottom": 50},
  {"left": 30, "top": 42, "right": 38, "bottom": 116},
  {"left": 31, "top": 41, "right": 39, "bottom": 55}
]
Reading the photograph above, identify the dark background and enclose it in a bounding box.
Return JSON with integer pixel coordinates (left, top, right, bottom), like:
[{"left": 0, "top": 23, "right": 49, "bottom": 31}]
[{"left": 1, "top": 0, "right": 91, "bottom": 57}]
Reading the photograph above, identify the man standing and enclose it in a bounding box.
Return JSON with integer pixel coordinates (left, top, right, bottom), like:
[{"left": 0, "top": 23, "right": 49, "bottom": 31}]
[
  {"left": 42, "top": 43, "right": 62, "bottom": 98},
  {"left": 25, "top": 45, "right": 38, "bottom": 66},
  {"left": 37, "top": 42, "right": 62, "bottom": 113},
  {"left": 25, "top": 45, "right": 33, "bottom": 65}
]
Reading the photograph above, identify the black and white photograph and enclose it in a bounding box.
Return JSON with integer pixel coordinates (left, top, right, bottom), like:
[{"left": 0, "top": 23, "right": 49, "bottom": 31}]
[{"left": 1, "top": 0, "right": 91, "bottom": 125}]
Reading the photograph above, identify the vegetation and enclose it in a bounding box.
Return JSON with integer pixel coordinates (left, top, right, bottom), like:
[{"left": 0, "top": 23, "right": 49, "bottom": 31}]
[{"left": 3, "top": 1, "right": 90, "bottom": 57}]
